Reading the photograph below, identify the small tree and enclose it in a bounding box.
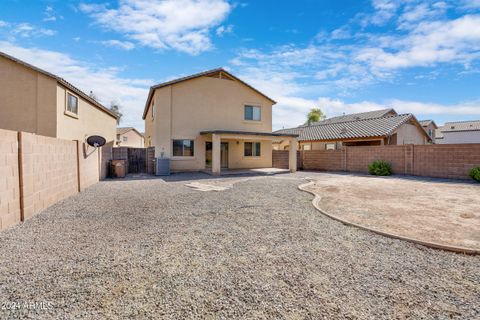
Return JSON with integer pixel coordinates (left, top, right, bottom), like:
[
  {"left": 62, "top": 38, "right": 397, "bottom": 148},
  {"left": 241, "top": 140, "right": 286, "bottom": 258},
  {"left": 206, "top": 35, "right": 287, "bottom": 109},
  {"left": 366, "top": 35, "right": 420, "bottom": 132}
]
[
  {"left": 306, "top": 107, "right": 326, "bottom": 125},
  {"left": 110, "top": 101, "right": 123, "bottom": 125}
]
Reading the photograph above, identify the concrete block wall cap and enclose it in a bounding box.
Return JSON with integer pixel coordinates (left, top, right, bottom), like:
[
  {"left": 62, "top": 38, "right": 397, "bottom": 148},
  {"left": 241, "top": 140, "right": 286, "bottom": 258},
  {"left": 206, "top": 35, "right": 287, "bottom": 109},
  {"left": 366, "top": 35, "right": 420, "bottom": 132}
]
[{"left": 298, "top": 178, "right": 479, "bottom": 256}]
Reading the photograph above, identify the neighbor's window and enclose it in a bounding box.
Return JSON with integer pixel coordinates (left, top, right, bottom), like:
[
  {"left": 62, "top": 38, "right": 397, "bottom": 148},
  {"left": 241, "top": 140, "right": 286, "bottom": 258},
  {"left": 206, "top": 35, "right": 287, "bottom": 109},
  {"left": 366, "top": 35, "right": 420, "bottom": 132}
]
[
  {"left": 428, "top": 129, "right": 433, "bottom": 137},
  {"left": 244, "top": 105, "right": 261, "bottom": 121},
  {"left": 116, "top": 134, "right": 120, "bottom": 140},
  {"left": 173, "top": 140, "right": 194, "bottom": 157},
  {"left": 325, "top": 143, "right": 336, "bottom": 150},
  {"left": 244, "top": 142, "right": 261, "bottom": 156},
  {"left": 67, "top": 93, "right": 78, "bottom": 115},
  {"left": 151, "top": 102, "right": 156, "bottom": 120},
  {"left": 123, "top": 136, "right": 128, "bottom": 142},
  {"left": 302, "top": 144, "right": 311, "bottom": 151}
]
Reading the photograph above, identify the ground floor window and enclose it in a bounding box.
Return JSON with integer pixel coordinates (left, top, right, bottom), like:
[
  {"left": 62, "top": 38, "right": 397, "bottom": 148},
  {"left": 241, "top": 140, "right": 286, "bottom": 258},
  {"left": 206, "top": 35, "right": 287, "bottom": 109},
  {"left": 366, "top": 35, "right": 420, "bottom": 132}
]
[
  {"left": 325, "top": 143, "right": 336, "bottom": 150},
  {"left": 244, "top": 142, "right": 261, "bottom": 156},
  {"left": 173, "top": 139, "right": 194, "bottom": 156}
]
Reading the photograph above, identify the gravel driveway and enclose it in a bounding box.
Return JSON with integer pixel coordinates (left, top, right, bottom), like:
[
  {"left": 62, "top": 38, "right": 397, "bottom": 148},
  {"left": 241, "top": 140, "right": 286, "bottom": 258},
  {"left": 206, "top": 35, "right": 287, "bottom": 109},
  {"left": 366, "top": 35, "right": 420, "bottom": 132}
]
[{"left": 0, "top": 173, "right": 479, "bottom": 319}]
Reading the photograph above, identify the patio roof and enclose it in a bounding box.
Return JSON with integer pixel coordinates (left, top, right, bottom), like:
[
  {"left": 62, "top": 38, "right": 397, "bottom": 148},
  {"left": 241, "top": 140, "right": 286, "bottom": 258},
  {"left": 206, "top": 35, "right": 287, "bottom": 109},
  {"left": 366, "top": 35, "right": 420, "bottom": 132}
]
[{"left": 199, "top": 130, "right": 299, "bottom": 138}]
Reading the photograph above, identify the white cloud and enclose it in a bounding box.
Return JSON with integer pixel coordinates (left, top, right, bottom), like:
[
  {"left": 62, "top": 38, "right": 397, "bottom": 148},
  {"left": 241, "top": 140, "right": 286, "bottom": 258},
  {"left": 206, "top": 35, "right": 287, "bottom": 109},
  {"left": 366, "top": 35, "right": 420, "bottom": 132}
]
[
  {"left": 1, "top": 22, "right": 57, "bottom": 38},
  {"left": 271, "top": 95, "right": 480, "bottom": 130},
  {"left": 216, "top": 24, "right": 233, "bottom": 37},
  {"left": 80, "top": 0, "right": 232, "bottom": 55},
  {"left": 0, "top": 42, "right": 151, "bottom": 130},
  {"left": 101, "top": 39, "right": 135, "bottom": 50},
  {"left": 356, "top": 15, "right": 480, "bottom": 70},
  {"left": 316, "top": 97, "right": 480, "bottom": 120}
]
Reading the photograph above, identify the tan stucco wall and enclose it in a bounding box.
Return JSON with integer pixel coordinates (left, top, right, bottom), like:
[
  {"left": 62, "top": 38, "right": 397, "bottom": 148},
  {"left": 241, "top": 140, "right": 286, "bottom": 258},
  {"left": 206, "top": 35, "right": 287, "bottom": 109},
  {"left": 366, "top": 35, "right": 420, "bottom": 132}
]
[
  {"left": 148, "top": 76, "right": 274, "bottom": 171},
  {"left": 422, "top": 123, "right": 436, "bottom": 141},
  {"left": 56, "top": 85, "right": 116, "bottom": 144},
  {"left": 116, "top": 129, "right": 144, "bottom": 148},
  {"left": 0, "top": 57, "right": 57, "bottom": 137},
  {"left": 144, "top": 101, "right": 156, "bottom": 148},
  {"left": 437, "top": 131, "right": 480, "bottom": 144},
  {"left": 20, "top": 132, "right": 79, "bottom": 220},
  {"left": 394, "top": 123, "right": 427, "bottom": 145},
  {"left": 0, "top": 129, "right": 21, "bottom": 230}
]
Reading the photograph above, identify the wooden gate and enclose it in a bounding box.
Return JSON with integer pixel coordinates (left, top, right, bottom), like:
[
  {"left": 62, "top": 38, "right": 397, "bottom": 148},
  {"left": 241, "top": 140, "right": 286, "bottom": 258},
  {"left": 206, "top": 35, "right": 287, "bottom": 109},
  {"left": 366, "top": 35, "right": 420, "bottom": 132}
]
[{"left": 127, "top": 148, "right": 147, "bottom": 173}]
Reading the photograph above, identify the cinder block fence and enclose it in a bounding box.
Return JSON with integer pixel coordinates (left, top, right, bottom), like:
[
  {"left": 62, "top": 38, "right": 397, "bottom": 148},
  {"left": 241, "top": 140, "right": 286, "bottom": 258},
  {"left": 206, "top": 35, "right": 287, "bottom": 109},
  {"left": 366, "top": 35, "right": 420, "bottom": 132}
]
[
  {"left": 296, "top": 144, "right": 480, "bottom": 180},
  {"left": 0, "top": 129, "right": 104, "bottom": 230}
]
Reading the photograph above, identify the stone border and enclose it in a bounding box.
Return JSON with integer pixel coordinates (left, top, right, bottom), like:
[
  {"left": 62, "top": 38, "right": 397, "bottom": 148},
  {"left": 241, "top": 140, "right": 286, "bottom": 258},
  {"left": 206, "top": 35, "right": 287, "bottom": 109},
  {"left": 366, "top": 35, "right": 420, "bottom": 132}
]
[{"left": 298, "top": 179, "right": 479, "bottom": 255}]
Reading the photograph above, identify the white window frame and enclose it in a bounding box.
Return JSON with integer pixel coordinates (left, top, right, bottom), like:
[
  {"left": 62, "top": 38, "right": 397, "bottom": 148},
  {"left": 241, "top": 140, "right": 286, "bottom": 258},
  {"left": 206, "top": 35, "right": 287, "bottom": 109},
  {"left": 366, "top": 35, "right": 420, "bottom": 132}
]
[
  {"left": 65, "top": 92, "right": 79, "bottom": 117},
  {"left": 244, "top": 142, "right": 261, "bottom": 157},
  {"left": 325, "top": 143, "right": 336, "bottom": 150},
  {"left": 244, "top": 105, "right": 261, "bottom": 121}
]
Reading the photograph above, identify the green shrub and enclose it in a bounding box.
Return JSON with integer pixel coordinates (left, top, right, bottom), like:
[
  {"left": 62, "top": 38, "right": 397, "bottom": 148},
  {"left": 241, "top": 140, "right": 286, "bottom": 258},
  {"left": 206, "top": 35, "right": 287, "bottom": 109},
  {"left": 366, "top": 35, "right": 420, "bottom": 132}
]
[
  {"left": 469, "top": 167, "right": 480, "bottom": 182},
  {"left": 368, "top": 160, "right": 392, "bottom": 176}
]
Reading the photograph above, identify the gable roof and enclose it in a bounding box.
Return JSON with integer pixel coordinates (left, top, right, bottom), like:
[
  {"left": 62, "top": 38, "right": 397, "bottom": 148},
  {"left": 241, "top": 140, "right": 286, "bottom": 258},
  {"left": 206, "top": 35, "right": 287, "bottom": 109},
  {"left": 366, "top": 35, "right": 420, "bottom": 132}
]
[
  {"left": 275, "top": 113, "right": 429, "bottom": 142},
  {"left": 299, "top": 108, "right": 396, "bottom": 127},
  {"left": 142, "top": 68, "right": 276, "bottom": 120},
  {"left": 116, "top": 127, "right": 143, "bottom": 137},
  {"left": 440, "top": 120, "right": 480, "bottom": 132},
  {"left": 419, "top": 119, "right": 438, "bottom": 129},
  {"left": 0, "top": 51, "right": 118, "bottom": 119}
]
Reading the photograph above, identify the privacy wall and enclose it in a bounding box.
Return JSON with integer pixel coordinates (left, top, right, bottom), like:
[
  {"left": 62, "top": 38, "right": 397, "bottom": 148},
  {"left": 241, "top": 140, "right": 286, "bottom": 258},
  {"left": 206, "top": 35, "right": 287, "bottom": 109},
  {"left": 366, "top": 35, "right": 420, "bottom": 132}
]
[
  {"left": 0, "top": 129, "right": 104, "bottom": 231},
  {"left": 300, "top": 144, "right": 480, "bottom": 180},
  {"left": 0, "top": 129, "right": 21, "bottom": 230}
]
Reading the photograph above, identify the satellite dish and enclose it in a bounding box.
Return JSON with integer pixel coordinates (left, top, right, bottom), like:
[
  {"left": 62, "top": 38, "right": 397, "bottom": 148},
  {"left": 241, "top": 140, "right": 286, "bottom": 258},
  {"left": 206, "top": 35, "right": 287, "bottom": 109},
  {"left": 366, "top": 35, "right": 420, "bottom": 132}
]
[{"left": 86, "top": 135, "right": 106, "bottom": 148}]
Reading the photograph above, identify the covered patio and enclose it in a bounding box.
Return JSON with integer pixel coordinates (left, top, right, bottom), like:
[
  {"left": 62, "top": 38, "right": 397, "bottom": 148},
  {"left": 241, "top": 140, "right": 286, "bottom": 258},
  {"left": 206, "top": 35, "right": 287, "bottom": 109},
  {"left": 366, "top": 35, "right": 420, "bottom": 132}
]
[{"left": 200, "top": 130, "right": 298, "bottom": 175}]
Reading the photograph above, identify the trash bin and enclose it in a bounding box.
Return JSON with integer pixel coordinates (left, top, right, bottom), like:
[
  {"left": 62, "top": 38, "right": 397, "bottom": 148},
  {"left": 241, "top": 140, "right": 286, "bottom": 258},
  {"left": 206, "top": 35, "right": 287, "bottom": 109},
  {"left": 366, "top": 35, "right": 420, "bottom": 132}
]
[{"left": 111, "top": 160, "right": 127, "bottom": 178}]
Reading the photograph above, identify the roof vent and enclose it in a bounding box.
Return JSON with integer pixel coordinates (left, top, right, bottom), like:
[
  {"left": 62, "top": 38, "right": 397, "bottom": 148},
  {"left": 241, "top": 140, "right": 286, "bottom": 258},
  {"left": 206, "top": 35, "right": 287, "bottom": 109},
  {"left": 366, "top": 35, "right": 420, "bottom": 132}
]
[
  {"left": 451, "top": 126, "right": 455, "bottom": 129},
  {"left": 340, "top": 127, "right": 348, "bottom": 134},
  {"left": 355, "top": 116, "right": 361, "bottom": 120}
]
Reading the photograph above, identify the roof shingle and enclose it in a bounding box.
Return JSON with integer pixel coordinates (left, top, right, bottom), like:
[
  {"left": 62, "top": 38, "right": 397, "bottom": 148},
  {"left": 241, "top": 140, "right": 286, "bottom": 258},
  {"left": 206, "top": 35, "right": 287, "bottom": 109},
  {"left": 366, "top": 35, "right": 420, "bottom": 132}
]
[{"left": 275, "top": 114, "right": 417, "bottom": 141}]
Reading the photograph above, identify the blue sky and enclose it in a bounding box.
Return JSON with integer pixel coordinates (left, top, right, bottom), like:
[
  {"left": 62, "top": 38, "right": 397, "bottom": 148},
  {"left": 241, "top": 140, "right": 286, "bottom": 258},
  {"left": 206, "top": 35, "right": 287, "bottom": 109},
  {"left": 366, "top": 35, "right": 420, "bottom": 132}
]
[{"left": 1, "top": 0, "right": 480, "bottom": 131}]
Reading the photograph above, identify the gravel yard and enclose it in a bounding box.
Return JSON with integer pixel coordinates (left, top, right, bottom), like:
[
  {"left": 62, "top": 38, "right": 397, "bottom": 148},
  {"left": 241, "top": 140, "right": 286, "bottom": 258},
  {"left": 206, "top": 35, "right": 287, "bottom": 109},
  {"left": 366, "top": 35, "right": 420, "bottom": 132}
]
[
  {"left": 303, "top": 173, "right": 480, "bottom": 251},
  {"left": 0, "top": 173, "right": 479, "bottom": 319}
]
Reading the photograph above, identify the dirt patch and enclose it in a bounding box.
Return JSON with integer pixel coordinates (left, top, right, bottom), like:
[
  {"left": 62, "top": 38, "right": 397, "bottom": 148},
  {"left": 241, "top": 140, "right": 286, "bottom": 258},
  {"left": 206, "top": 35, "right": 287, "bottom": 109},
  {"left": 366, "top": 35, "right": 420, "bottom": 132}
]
[{"left": 304, "top": 174, "right": 480, "bottom": 250}]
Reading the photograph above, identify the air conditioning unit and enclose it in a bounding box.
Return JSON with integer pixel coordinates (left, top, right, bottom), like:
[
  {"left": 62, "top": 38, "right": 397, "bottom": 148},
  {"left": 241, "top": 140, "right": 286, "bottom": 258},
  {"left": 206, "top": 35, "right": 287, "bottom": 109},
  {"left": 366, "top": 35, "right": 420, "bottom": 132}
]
[{"left": 155, "top": 158, "right": 170, "bottom": 176}]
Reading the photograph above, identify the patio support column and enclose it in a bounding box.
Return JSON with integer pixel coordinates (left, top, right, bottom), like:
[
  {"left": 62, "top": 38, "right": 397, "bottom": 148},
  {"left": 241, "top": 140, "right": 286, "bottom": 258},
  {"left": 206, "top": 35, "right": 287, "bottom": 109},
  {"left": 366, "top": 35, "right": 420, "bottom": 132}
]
[
  {"left": 289, "top": 138, "right": 297, "bottom": 173},
  {"left": 212, "top": 134, "right": 221, "bottom": 175}
]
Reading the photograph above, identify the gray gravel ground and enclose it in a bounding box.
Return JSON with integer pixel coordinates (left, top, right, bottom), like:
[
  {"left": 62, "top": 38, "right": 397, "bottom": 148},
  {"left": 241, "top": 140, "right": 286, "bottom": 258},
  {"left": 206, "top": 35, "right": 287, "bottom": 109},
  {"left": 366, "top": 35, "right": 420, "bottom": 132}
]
[{"left": 0, "top": 173, "right": 479, "bottom": 319}]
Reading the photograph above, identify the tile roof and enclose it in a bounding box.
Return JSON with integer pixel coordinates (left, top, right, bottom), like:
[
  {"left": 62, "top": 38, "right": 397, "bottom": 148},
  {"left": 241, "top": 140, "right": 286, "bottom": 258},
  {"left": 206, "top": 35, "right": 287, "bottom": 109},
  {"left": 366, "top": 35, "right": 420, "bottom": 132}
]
[
  {"left": 299, "top": 108, "right": 396, "bottom": 127},
  {"left": 116, "top": 127, "right": 143, "bottom": 136},
  {"left": 419, "top": 120, "right": 438, "bottom": 129},
  {"left": 275, "top": 114, "right": 417, "bottom": 141},
  {"left": 440, "top": 120, "right": 480, "bottom": 132},
  {"left": 0, "top": 51, "right": 118, "bottom": 119}
]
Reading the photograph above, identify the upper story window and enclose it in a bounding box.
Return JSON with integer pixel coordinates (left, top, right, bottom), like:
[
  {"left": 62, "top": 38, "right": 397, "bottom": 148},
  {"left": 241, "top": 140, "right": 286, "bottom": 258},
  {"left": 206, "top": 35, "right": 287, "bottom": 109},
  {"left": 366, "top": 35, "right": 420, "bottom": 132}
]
[
  {"left": 67, "top": 93, "right": 78, "bottom": 115},
  {"left": 151, "top": 102, "right": 156, "bottom": 120},
  {"left": 116, "top": 134, "right": 120, "bottom": 140},
  {"left": 123, "top": 136, "right": 128, "bottom": 142},
  {"left": 173, "top": 140, "right": 194, "bottom": 157},
  {"left": 244, "top": 105, "right": 261, "bottom": 121},
  {"left": 428, "top": 129, "right": 433, "bottom": 137}
]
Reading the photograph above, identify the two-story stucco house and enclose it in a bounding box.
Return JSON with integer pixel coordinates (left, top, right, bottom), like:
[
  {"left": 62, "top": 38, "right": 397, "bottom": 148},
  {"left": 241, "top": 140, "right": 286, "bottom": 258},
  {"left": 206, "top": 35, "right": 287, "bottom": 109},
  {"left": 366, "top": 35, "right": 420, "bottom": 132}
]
[
  {"left": 143, "top": 68, "right": 297, "bottom": 174},
  {"left": 0, "top": 51, "right": 118, "bottom": 144},
  {"left": 116, "top": 127, "right": 145, "bottom": 148}
]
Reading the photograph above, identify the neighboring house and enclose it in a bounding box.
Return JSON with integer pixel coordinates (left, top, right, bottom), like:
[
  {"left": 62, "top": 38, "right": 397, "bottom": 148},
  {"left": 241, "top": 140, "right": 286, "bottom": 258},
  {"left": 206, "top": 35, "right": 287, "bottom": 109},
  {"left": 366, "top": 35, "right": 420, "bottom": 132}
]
[
  {"left": 142, "top": 68, "right": 298, "bottom": 174},
  {"left": 274, "top": 109, "right": 430, "bottom": 150},
  {"left": 419, "top": 120, "right": 438, "bottom": 142},
  {"left": 436, "top": 120, "right": 480, "bottom": 144},
  {"left": 0, "top": 51, "right": 118, "bottom": 144},
  {"left": 116, "top": 127, "right": 145, "bottom": 148}
]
